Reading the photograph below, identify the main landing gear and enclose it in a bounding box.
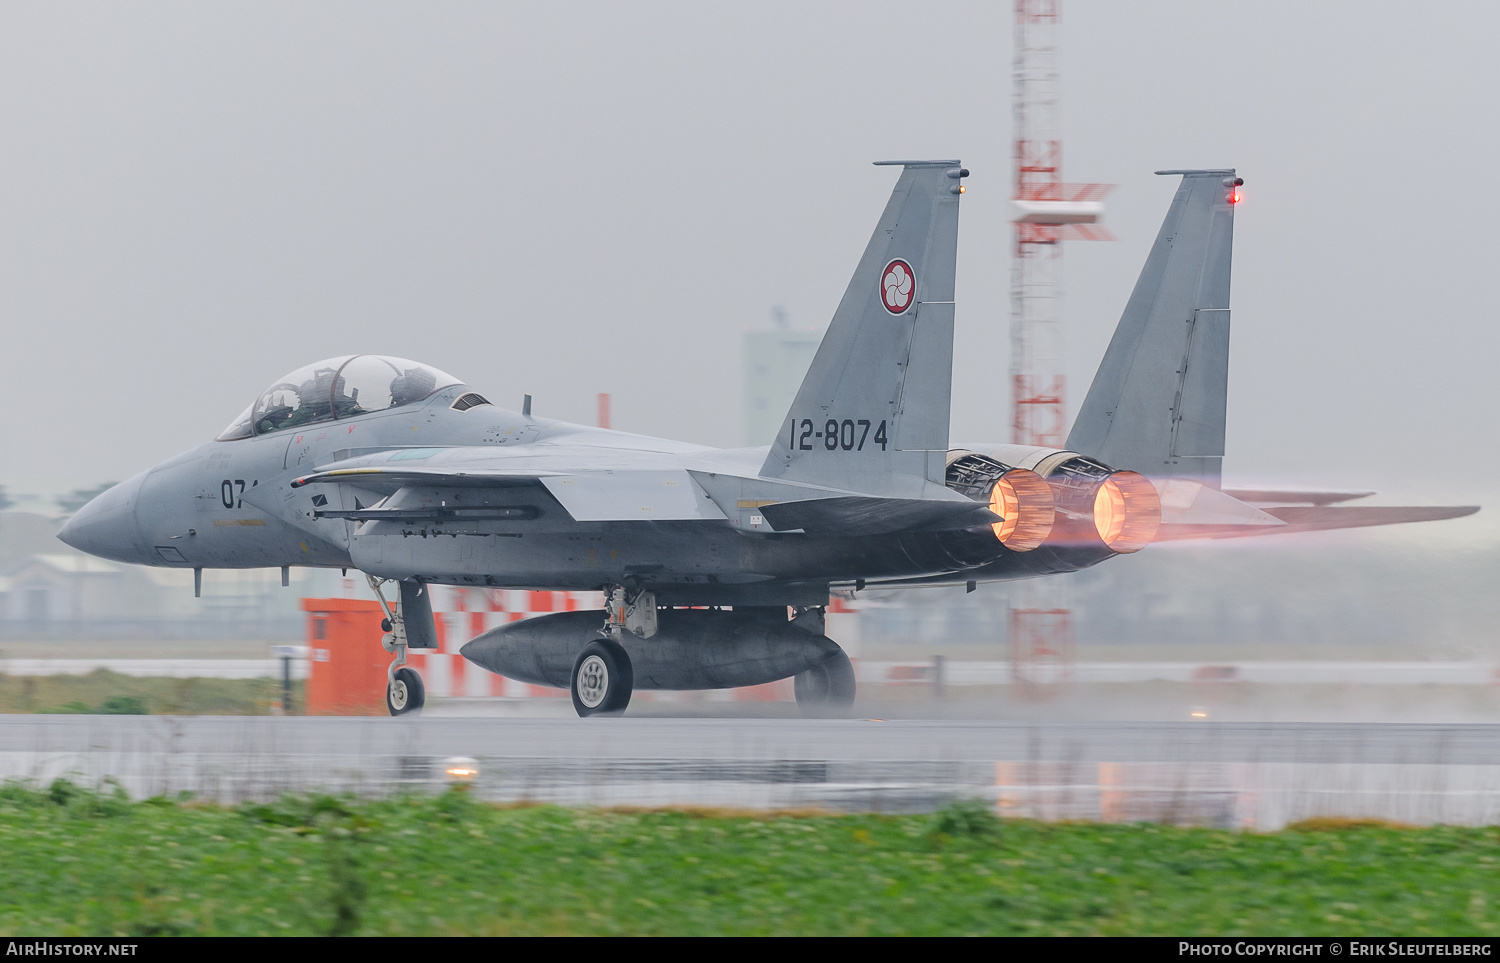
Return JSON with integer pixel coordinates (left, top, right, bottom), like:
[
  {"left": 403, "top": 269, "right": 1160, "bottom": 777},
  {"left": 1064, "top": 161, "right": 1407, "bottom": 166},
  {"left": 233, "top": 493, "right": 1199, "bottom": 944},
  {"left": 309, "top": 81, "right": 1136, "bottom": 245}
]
[
  {"left": 368, "top": 575, "right": 427, "bottom": 716},
  {"left": 793, "top": 649, "right": 857, "bottom": 717},
  {"left": 570, "top": 586, "right": 652, "bottom": 718},
  {"left": 571, "top": 637, "right": 633, "bottom": 716}
]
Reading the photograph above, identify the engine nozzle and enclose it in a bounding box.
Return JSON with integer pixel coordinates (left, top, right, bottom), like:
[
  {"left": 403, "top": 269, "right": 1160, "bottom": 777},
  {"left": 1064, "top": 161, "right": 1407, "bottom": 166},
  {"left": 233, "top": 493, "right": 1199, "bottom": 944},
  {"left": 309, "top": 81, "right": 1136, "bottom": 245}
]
[
  {"left": 988, "top": 468, "right": 1055, "bottom": 551},
  {"left": 946, "top": 452, "right": 1055, "bottom": 552},
  {"left": 1090, "top": 470, "right": 1160, "bottom": 553}
]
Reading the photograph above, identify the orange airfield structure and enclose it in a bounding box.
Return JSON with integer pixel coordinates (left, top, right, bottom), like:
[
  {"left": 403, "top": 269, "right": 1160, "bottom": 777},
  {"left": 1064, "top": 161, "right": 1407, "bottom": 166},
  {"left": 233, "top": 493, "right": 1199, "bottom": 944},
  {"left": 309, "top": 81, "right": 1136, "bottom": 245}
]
[{"left": 301, "top": 598, "right": 391, "bottom": 716}]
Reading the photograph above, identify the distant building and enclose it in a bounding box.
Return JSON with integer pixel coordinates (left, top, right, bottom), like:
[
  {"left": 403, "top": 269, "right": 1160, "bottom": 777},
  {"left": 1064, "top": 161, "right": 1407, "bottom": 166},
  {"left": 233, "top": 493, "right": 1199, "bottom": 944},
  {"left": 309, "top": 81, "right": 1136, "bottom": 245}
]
[
  {"left": 0, "top": 510, "right": 316, "bottom": 640},
  {"left": 743, "top": 327, "right": 820, "bottom": 447},
  {"left": 0, "top": 554, "right": 145, "bottom": 625}
]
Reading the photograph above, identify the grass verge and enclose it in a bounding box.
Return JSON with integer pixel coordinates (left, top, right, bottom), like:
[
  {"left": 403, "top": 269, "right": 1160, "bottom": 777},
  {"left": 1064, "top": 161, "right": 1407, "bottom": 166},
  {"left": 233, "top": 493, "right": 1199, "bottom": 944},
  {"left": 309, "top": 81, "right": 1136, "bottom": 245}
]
[
  {"left": 0, "top": 670, "right": 301, "bottom": 715},
  {"left": 0, "top": 784, "right": 1496, "bottom": 936}
]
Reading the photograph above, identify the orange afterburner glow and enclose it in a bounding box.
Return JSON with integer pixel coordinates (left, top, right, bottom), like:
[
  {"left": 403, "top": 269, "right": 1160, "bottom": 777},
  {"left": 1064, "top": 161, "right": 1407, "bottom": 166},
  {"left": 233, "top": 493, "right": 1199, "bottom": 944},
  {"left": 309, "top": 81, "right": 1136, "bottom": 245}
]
[
  {"left": 1091, "top": 471, "right": 1161, "bottom": 553},
  {"left": 988, "top": 469, "right": 1055, "bottom": 552}
]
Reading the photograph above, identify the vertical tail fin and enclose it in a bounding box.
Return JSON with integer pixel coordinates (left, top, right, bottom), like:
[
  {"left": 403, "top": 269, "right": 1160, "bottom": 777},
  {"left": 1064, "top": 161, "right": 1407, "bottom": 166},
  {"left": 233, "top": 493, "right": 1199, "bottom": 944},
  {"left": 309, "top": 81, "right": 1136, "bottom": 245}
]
[
  {"left": 759, "top": 160, "right": 965, "bottom": 496},
  {"left": 1066, "top": 169, "right": 1239, "bottom": 485}
]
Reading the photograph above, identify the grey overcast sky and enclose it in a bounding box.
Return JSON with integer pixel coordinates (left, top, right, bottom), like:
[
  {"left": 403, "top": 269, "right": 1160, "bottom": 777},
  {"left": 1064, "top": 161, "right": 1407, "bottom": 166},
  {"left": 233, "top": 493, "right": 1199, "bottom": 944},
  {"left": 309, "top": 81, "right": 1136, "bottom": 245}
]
[{"left": 3, "top": 1, "right": 1497, "bottom": 505}]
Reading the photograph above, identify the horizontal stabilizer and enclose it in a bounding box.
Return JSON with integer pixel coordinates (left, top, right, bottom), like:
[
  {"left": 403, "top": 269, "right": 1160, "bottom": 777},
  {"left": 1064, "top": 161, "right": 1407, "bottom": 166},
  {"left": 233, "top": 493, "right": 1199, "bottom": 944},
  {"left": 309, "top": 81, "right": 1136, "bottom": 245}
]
[
  {"left": 1157, "top": 478, "right": 1284, "bottom": 528},
  {"left": 760, "top": 495, "right": 997, "bottom": 536},
  {"left": 1156, "top": 504, "right": 1478, "bottom": 541},
  {"left": 1220, "top": 488, "right": 1375, "bottom": 506},
  {"left": 1263, "top": 504, "right": 1480, "bottom": 532}
]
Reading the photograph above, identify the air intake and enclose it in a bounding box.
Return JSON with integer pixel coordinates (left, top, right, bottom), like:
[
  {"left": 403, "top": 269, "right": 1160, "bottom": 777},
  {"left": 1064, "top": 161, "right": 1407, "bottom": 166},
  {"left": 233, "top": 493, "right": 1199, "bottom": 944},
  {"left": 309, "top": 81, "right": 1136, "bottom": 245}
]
[{"left": 451, "top": 392, "right": 491, "bottom": 411}]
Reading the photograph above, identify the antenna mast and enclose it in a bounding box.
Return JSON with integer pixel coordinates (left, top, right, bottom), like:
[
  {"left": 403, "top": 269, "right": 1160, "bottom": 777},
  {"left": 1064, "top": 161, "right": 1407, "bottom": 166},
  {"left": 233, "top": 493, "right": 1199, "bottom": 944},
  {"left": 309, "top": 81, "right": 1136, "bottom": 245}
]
[
  {"left": 1008, "top": 0, "right": 1112, "bottom": 691},
  {"left": 1010, "top": 0, "right": 1112, "bottom": 448}
]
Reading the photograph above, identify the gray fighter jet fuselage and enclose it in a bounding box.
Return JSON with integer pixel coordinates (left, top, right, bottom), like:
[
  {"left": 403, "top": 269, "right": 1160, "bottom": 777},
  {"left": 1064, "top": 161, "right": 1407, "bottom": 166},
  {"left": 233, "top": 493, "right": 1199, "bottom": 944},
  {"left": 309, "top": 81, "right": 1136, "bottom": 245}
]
[{"left": 59, "top": 161, "right": 1477, "bottom": 717}]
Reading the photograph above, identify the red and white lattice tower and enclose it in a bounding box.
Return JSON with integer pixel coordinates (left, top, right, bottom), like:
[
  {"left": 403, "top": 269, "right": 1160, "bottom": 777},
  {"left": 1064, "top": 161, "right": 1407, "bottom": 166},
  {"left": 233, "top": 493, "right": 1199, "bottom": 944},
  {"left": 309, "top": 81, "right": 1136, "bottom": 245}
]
[
  {"left": 1010, "top": 0, "right": 1112, "bottom": 449},
  {"left": 1009, "top": 0, "right": 1111, "bottom": 690}
]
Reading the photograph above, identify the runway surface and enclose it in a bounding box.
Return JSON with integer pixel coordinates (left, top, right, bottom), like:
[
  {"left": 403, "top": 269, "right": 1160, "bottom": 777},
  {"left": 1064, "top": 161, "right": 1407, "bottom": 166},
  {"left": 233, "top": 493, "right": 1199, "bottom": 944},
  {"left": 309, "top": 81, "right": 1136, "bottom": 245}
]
[
  {"left": 2, "top": 658, "right": 1492, "bottom": 685},
  {"left": 3, "top": 715, "right": 1497, "bottom": 763},
  {"left": 1, "top": 716, "right": 1496, "bottom": 828}
]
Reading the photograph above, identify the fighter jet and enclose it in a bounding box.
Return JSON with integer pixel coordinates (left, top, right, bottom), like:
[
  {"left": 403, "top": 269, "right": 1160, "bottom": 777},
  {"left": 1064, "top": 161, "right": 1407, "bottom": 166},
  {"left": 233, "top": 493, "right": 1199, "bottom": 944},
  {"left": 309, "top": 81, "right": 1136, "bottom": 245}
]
[{"left": 59, "top": 161, "right": 1477, "bottom": 717}]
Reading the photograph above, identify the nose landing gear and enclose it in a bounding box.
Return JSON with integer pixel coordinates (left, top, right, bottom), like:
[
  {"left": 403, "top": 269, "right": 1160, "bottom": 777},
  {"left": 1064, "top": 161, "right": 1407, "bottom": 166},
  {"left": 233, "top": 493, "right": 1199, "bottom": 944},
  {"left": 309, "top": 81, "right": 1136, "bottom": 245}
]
[{"left": 368, "top": 575, "right": 427, "bottom": 716}]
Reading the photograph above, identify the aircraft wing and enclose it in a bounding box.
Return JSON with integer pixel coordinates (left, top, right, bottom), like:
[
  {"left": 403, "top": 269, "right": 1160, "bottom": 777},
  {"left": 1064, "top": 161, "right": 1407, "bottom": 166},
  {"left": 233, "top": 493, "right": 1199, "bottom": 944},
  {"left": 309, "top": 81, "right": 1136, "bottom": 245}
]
[{"left": 291, "top": 467, "right": 727, "bottom": 521}]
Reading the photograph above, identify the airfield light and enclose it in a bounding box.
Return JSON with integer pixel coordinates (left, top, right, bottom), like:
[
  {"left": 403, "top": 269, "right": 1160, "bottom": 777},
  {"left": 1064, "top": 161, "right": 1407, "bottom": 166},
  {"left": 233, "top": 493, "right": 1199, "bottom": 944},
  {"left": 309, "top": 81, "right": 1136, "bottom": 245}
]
[
  {"left": 443, "top": 756, "right": 480, "bottom": 783},
  {"left": 1091, "top": 471, "right": 1161, "bottom": 553},
  {"left": 988, "top": 469, "right": 1055, "bottom": 552},
  {"left": 1190, "top": 707, "right": 1208, "bottom": 719}
]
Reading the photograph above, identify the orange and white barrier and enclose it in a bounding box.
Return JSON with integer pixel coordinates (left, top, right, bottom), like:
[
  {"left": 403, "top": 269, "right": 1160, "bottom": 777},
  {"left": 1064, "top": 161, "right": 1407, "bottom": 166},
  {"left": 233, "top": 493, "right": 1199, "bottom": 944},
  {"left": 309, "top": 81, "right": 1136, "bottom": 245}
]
[
  {"left": 303, "top": 589, "right": 861, "bottom": 711},
  {"left": 406, "top": 588, "right": 603, "bottom": 699}
]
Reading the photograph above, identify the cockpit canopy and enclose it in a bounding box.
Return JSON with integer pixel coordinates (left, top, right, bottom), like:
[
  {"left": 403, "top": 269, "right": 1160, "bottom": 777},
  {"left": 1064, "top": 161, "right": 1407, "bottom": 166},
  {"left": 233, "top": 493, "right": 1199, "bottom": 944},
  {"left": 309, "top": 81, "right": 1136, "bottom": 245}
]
[{"left": 216, "top": 355, "right": 462, "bottom": 441}]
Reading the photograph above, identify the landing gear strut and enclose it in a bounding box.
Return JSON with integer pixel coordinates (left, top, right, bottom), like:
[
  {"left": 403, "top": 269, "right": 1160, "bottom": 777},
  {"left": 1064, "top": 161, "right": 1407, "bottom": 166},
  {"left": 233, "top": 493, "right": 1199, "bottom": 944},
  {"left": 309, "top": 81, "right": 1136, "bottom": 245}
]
[{"left": 368, "top": 575, "right": 426, "bottom": 716}]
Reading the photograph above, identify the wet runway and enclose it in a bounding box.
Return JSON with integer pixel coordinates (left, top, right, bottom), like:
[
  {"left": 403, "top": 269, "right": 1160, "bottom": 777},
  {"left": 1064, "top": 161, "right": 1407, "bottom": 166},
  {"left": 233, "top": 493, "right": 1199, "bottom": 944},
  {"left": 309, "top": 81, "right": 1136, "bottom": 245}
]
[
  {"left": 2, "top": 716, "right": 1496, "bottom": 828},
  {"left": 6, "top": 715, "right": 1496, "bottom": 763}
]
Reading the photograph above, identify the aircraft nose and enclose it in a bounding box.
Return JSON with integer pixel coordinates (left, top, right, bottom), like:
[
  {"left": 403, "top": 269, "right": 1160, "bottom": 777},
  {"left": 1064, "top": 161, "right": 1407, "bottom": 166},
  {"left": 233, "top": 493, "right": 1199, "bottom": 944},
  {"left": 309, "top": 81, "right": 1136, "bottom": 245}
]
[{"left": 58, "top": 474, "right": 147, "bottom": 563}]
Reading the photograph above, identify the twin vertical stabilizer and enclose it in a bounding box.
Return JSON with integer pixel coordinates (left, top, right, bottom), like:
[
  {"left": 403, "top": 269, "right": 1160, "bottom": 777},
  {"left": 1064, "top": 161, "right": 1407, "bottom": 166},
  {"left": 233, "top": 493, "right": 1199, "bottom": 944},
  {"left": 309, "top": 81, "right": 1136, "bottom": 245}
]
[
  {"left": 1067, "top": 170, "right": 1239, "bottom": 485},
  {"left": 759, "top": 164, "right": 1237, "bottom": 496},
  {"left": 758, "top": 161, "right": 965, "bottom": 497}
]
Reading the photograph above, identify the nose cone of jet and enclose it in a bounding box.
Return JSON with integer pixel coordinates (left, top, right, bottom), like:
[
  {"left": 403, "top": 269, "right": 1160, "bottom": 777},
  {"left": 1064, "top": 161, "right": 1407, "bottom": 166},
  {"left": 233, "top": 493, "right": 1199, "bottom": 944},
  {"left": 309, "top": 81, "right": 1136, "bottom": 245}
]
[{"left": 58, "top": 474, "right": 147, "bottom": 563}]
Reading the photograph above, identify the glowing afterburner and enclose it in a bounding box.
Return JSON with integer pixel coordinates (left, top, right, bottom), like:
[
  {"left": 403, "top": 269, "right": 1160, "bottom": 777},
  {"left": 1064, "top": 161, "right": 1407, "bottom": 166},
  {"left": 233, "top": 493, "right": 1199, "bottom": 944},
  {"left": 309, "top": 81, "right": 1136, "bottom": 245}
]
[
  {"left": 988, "top": 468, "right": 1055, "bottom": 552},
  {"left": 1091, "top": 471, "right": 1160, "bottom": 553}
]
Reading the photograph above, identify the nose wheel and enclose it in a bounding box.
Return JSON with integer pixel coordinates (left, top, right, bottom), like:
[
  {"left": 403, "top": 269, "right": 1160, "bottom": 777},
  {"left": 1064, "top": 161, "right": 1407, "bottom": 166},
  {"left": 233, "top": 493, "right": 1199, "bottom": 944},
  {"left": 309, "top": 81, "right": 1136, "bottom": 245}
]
[{"left": 387, "top": 666, "right": 425, "bottom": 716}]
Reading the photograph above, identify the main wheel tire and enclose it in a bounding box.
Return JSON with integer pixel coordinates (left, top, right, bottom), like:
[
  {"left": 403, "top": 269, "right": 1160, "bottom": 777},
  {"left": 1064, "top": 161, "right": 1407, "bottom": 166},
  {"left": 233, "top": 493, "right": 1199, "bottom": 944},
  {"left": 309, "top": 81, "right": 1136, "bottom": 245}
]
[
  {"left": 571, "top": 638, "right": 634, "bottom": 717},
  {"left": 387, "top": 667, "right": 425, "bottom": 716},
  {"left": 794, "top": 649, "right": 856, "bottom": 717}
]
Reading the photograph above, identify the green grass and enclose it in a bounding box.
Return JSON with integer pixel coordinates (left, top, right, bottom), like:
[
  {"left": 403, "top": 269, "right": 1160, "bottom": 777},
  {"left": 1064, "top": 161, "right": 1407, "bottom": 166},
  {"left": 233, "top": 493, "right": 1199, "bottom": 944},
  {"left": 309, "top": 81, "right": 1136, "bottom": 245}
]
[
  {"left": 0, "top": 785, "right": 1495, "bottom": 936},
  {"left": 0, "top": 670, "right": 302, "bottom": 715}
]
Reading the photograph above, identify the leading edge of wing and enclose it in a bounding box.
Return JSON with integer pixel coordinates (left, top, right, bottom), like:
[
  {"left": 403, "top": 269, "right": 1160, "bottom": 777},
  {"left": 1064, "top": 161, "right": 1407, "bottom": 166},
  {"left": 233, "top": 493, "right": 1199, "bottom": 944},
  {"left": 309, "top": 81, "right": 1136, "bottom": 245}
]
[{"left": 289, "top": 466, "right": 561, "bottom": 488}]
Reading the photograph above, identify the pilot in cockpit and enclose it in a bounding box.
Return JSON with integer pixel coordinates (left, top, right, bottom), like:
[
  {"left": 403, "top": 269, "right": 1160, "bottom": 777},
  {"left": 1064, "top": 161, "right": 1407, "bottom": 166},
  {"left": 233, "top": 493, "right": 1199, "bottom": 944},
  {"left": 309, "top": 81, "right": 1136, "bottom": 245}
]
[
  {"left": 389, "top": 366, "right": 437, "bottom": 408},
  {"left": 228, "top": 355, "right": 461, "bottom": 441}
]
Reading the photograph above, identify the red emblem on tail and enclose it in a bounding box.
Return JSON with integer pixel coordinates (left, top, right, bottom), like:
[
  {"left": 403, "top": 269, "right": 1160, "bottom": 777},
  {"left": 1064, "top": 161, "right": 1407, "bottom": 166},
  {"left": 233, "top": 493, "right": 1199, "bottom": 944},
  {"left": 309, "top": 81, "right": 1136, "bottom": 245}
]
[{"left": 880, "top": 259, "right": 915, "bottom": 314}]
